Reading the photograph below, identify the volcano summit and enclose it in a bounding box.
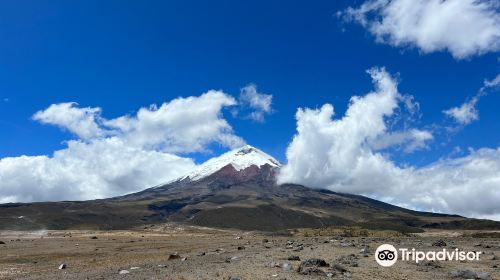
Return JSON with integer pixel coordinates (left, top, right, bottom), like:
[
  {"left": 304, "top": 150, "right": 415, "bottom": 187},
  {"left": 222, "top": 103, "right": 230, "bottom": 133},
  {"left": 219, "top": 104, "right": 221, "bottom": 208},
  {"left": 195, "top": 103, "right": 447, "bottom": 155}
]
[{"left": 0, "top": 145, "right": 498, "bottom": 232}]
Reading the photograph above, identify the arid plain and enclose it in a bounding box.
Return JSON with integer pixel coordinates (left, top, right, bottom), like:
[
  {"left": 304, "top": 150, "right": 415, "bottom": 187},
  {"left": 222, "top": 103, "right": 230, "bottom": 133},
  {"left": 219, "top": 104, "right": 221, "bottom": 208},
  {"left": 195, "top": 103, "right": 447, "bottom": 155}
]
[{"left": 1, "top": 225, "right": 499, "bottom": 280}]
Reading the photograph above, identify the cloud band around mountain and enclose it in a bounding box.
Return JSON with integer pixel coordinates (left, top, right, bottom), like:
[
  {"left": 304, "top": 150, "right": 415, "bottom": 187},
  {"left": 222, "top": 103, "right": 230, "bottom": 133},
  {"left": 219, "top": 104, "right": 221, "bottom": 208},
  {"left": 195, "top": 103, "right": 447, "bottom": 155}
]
[{"left": 278, "top": 67, "right": 500, "bottom": 220}]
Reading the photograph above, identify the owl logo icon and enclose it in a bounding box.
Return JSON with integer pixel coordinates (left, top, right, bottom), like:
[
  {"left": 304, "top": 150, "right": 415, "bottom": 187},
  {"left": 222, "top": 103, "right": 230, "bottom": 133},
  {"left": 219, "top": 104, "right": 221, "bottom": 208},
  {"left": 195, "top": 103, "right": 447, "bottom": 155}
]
[{"left": 375, "top": 244, "right": 398, "bottom": 267}]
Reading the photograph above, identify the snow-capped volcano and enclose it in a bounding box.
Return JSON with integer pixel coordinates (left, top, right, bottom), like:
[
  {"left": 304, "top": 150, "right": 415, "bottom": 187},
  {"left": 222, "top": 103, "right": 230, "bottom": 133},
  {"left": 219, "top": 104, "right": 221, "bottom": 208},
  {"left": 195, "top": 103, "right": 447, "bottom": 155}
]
[{"left": 180, "top": 145, "right": 281, "bottom": 181}]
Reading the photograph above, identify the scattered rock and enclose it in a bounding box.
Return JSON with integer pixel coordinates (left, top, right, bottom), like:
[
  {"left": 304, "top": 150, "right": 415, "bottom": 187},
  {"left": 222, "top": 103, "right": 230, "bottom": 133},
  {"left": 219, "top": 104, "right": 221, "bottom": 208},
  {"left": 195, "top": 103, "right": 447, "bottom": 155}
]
[
  {"left": 282, "top": 262, "right": 293, "bottom": 271},
  {"left": 432, "top": 240, "right": 447, "bottom": 247},
  {"left": 119, "top": 270, "right": 130, "bottom": 275},
  {"left": 226, "top": 256, "right": 239, "bottom": 263},
  {"left": 337, "top": 254, "right": 358, "bottom": 267},
  {"left": 262, "top": 239, "right": 269, "bottom": 243},
  {"left": 359, "top": 246, "right": 370, "bottom": 256},
  {"left": 420, "top": 260, "right": 441, "bottom": 267},
  {"left": 268, "top": 260, "right": 293, "bottom": 271},
  {"left": 297, "top": 258, "right": 329, "bottom": 276},
  {"left": 332, "top": 263, "right": 347, "bottom": 273},
  {"left": 90, "top": 236, "right": 98, "bottom": 240},
  {"left": 477, "top": 272, "right": 494, "bottom": 280},
  {"left": 167, "top": 252, "right": 181, "bottom": 260},
  {"left": 58, "top": 263, "right": 66, "bottom": 270},
  {"left": 288, "top": 255, "right": 301, "bottom": 261},
  {"left": 268, "top": 261, "right": 281, "bottom": 268},
  {"left": 293, "top": 245, "right": 304, "bottom": 252},
  {"left": 0, "top": 241, "right": 5, "bottom": 244},
  {"left": 298, "top": 266, "right": 326, "bottom": 276},
  {"left": 237, "top": 246, "right": 245, "bottom": 250},
  {"left": 130, "top": 267, "right": 140, "bottom": 270},
  {"left": 181, "top": 257, "right": 187, "bottom": 261},
  {"left": 301, "top": 258, "right": 329, "bottom": 267},
  {"left": 451, "top": 269, "right": 492, "bottom": 280}
]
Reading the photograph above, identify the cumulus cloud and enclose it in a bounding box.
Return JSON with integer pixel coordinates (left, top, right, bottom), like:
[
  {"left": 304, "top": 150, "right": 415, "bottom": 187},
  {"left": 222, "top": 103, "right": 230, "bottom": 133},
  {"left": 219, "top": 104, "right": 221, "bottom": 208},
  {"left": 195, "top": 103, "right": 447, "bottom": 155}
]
[
  {"left": 443, "top": 98, "right": 479, "bottom": 125},
  {"left": 0, "top": 139, "right": 195, "bottom": 202},
  {"left": 404, "top": 148, "right": 500, "bottom": 218},
  {"left": 278, "top": 67, "right": 500, "bottom": 218},
  {"left": 104, "top": 90, "right": 245, "bottom": 153},
  {"left": 341, "top": 0, "right": 500, "bottom": 59},
  {"left": 0, "top": 91, "right": 243, "bottom": 203},
  {"left": 33, "top": 102, "right": 104, "bottom": 140},
  {"left": 238, "top": 84, "right": 273, "bottom": 122},
  {"left": 444, "top": 74, "right": 500, "bottom": 125},
  {"left": 369, "top": 129, "right": 433, "bottom": 153}
]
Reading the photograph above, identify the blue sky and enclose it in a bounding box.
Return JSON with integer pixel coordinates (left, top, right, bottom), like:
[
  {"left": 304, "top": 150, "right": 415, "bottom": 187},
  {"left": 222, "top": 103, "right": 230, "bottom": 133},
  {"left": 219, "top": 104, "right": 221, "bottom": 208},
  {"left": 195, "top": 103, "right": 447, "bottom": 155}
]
[
  {"left": 1, "top": 0, "right": 498, "bottom": 162},
  {"left": 0, "top": 0, "right": 499, "bottom": 218}
]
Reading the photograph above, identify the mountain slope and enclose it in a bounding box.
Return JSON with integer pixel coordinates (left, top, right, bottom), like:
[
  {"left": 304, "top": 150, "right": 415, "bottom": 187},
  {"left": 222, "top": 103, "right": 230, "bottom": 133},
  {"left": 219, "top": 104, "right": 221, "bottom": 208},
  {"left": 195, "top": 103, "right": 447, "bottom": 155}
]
[{"left": 1, "top": 145, "right": 499, "bottom": 232}]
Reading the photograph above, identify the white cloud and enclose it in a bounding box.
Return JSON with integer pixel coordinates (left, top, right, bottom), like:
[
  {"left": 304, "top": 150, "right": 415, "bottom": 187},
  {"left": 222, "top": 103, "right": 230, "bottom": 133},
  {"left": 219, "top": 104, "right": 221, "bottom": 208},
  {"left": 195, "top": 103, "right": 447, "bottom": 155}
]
[
  {"left": 443, "top": 98, "right": 479, "bottom": 125},
  {"left": 239, "top": 84, "right": 273, "bottom": 122},
  {"left": 105, "top": 90, "right": 245, "bottom": 153},
  {"left": 405, "top": 148, "right": 500, "bottom": 217},
  {"left": 0, "top": 91, "right": 243, "bottom": 202},
  {"left": 484, "top": 74, "right": 500, "bottom": 88},
  {"left": 33, "top": 102, "right": 104, "bottom": 140},
  {"left": 0, "top": 139, "right": 196, "bottom": 202},
  {"left": 444, "top": 74, "right": 500, "bottom": 125},
  {"left": 341, "top": 0, "right": 500, "bottom": 59},
  {"left": 369, "top": 129, "right": 433, "bottom": 153},
  {"left": 278, "top": 67, "right": 500, "bottom": 219}
]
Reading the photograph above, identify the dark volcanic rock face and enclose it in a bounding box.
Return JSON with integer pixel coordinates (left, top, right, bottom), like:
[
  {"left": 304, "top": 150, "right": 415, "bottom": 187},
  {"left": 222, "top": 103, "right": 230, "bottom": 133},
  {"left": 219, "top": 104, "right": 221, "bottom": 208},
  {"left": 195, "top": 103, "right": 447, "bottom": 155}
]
[{"left": 204, "top": 163, "right": 278, "bottom": 188}]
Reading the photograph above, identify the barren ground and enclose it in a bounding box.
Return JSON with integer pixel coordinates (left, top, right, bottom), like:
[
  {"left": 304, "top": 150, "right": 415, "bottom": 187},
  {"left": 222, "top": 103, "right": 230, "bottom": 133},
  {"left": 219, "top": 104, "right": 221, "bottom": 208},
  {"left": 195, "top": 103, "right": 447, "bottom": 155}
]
[{"left": 0, "top": 225, "right": 498, "bottom": 280}]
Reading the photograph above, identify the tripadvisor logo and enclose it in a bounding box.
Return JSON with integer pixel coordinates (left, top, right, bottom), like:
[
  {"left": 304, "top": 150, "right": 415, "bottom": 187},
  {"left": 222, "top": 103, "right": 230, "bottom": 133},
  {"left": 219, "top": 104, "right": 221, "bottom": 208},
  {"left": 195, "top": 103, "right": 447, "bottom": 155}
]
[
  {"left": 375, "top": 244, "right": 398, "bottom": 267},
  {"left": 375, "top": 244, "right": 482, "bottom": 267}
]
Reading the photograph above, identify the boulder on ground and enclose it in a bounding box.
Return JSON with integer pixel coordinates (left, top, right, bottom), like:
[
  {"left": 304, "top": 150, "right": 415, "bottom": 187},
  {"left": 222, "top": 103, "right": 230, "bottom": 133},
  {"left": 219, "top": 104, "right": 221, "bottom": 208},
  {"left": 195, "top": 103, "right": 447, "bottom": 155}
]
[
  {"left": 432, "top": 240, "right": 447, "bottom": 247},
  {"left": 288, "top": 255, "right": 301, "bottom": 261},
  {"left": 297, "top": 258, "right": 329, "bottom": 276},
  {"left": 167, "top": 252, "right": 181, "bottom": 260}
]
